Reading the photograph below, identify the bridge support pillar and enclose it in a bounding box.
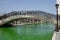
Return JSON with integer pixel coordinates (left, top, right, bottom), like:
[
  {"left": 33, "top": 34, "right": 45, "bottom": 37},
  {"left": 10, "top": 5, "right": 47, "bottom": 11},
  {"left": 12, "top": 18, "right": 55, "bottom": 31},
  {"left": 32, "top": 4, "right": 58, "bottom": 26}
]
[{"left": 13, "top": 21, "right": 17, "bottom": 25}]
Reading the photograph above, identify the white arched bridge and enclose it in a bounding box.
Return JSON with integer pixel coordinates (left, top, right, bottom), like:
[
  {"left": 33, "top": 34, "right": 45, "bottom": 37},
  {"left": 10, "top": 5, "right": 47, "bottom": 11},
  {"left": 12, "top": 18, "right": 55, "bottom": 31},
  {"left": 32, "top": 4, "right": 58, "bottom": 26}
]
[
  {"left": 0, "top": 14, "right": 56, "bottom": 26},
  {"left": 0, "top": 11, "right": 57, "bottom": 26}
]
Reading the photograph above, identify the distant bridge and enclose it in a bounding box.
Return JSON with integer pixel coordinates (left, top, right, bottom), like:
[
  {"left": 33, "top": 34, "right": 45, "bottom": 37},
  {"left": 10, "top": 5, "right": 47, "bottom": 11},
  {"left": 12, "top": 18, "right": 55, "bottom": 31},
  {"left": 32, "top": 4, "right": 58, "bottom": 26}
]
[
  {"left": 0, "top": 14, "right": 56, "bottom": 25},
  {"left": 0, "top": 11, "right": 57, "bottom": 26}
]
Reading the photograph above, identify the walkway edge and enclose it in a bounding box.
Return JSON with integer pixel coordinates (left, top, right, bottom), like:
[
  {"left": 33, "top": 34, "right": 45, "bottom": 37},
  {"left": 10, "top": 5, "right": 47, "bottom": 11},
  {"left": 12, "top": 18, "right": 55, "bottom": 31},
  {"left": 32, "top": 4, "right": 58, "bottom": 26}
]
[{"left": 52, "top": 32, "right": 56, "bottom": 40}]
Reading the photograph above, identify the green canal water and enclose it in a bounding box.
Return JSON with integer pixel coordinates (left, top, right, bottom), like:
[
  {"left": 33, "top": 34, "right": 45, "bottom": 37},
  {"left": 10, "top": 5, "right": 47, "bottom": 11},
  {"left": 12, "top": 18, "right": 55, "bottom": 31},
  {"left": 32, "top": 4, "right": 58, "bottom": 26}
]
[{"left": 0, "top": 23, "right": 55, "bottom": 40}]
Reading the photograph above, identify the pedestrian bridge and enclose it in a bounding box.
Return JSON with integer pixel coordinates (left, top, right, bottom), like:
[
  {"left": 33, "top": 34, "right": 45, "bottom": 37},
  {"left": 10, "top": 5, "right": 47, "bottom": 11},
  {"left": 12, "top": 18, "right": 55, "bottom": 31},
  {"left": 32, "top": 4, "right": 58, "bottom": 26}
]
[{"left": 0, "top": 14, "right": 56, "bottom": 26}]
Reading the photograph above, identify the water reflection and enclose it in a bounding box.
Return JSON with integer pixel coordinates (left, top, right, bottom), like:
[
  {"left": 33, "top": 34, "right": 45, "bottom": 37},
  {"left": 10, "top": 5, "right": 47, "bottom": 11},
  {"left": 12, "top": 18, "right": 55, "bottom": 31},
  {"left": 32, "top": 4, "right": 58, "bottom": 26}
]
[{"left": 0, "top": 23, "right": 55, "bottom": 40}]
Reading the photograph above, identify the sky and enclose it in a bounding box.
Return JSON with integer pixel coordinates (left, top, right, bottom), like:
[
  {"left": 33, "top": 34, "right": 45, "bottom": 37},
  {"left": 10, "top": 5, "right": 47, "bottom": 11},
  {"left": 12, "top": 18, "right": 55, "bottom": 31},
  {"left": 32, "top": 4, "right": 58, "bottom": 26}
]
[{"left": 0, "top": 0, "right": 56, "bottom": 15}]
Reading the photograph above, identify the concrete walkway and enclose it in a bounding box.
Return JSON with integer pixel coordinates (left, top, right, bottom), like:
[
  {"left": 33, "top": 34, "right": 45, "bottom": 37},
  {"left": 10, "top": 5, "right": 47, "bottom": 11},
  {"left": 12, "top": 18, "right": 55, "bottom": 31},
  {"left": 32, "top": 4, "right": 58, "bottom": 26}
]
[{"left": 52, "top": 30, "right": 60, "bottom": 40}]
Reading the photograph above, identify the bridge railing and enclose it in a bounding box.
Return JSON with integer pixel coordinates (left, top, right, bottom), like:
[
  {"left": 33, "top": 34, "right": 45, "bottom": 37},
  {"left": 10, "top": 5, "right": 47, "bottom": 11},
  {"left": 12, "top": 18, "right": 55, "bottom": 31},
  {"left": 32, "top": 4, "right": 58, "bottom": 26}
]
[{"left": 0, "top": 11, "right": 56, "bottom": 21}]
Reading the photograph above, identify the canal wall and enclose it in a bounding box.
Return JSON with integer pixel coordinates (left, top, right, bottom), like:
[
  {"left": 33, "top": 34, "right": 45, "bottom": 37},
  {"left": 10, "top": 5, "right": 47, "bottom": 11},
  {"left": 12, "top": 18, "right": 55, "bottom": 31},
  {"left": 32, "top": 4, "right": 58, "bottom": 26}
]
[
  {"left": 52, "top": 32, "right": 56, "bottom": 40},
  {"left": 52, "top": 30, "right": 60, "bottom": 40}
]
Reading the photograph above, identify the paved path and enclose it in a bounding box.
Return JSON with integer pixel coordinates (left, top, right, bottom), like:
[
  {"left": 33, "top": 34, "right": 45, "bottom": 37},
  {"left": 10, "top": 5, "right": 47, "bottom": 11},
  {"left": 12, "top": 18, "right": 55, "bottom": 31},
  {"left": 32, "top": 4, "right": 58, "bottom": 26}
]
[{"left": 52, "top": 30, "right": 60, "bottom": 40}]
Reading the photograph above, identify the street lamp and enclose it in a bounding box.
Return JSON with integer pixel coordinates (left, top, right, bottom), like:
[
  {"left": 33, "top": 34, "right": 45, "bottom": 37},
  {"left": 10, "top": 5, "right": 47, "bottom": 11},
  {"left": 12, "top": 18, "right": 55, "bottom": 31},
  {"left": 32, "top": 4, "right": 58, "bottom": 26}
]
[{"left": 55, "top": 4, "right": 59, "bottom": 32}]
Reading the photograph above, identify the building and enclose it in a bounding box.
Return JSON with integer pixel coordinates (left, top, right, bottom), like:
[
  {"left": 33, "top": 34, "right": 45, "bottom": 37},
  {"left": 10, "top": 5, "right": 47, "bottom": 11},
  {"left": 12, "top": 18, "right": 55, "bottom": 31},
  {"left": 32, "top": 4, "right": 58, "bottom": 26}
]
[{"left": 57, "top": 0, "right": 60, "bottom": 21}]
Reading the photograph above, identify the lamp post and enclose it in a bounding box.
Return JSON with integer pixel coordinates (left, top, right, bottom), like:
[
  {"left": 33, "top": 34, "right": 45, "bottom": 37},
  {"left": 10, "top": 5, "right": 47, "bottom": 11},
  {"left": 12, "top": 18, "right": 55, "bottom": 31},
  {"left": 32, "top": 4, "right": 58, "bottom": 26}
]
[{"left": 55, "top": 4, "right": 59, "bottom": 32}]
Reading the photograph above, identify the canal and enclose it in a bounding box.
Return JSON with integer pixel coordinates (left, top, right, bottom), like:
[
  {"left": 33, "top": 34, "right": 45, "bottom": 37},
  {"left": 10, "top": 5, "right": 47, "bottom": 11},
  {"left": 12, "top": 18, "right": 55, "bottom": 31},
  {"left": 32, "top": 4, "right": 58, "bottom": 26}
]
[{"left": 0, "top": 23, "right": 55, "bottom": 40}]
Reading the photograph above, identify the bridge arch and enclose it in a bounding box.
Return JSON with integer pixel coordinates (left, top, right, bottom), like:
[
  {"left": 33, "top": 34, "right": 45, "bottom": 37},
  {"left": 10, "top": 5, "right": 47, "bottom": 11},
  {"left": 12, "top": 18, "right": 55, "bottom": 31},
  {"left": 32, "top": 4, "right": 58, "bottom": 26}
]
[
  {"left": 0, "top": 11, "right": 56, "bottom": 26},
  {"left": 0, "top": 14, "right": 56, "bottom": 26}
]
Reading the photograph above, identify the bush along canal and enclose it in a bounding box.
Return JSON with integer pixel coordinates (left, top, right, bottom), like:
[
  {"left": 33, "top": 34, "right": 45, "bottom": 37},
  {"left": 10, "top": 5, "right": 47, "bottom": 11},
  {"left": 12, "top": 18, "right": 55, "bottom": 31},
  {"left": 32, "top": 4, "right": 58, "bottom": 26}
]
[{"left": 0, "top": 23, "right": 55, "bottom": 40}]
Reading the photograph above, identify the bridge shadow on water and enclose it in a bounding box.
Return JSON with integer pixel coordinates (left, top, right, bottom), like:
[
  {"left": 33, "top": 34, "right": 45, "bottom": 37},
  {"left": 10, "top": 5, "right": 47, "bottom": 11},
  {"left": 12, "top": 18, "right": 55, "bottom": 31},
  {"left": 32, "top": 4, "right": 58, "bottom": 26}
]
[
  {"left": 0, "top": 19, "right": 19, "bottom": 28},
  {"left": 0, "top": 23, "right": 14, "bottom": 28}
]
